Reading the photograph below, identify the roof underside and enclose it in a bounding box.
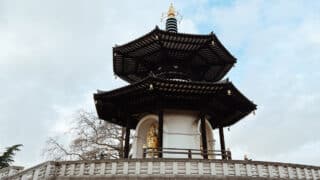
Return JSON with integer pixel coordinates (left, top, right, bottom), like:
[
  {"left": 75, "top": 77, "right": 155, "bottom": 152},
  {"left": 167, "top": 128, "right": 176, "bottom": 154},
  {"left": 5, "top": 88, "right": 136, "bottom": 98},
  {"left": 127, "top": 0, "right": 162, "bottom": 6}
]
[
  {"left": 94, "top": 76, "right": 256, "bottom": 129},
  {"left": 113, "top": 28, "right": 236, "bottom": 83}
]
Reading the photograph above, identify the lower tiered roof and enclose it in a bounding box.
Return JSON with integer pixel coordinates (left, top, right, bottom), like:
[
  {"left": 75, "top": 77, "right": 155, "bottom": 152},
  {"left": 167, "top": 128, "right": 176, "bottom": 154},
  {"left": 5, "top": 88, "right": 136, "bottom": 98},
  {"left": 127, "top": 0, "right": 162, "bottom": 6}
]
[{"left": 94, "top": 76, "right": 256, "bottom": 129}]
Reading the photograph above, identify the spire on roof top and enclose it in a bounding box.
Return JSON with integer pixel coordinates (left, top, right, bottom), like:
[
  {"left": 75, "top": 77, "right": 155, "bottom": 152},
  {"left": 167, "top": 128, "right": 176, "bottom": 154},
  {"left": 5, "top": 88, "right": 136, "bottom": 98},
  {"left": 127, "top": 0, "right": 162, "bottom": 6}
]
[
  {"left": 167, "top": 3, "right": 176, "bottom": 18},
  {"left": 165, "top": 3, "right": 178, "bottom": 33}
]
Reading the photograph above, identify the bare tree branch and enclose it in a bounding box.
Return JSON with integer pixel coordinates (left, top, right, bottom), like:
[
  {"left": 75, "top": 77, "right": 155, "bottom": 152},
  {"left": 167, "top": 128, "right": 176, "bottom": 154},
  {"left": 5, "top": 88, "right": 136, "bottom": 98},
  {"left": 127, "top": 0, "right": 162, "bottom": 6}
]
[{"left": 43, "top": 109, "right": 129, "bottom": 161}]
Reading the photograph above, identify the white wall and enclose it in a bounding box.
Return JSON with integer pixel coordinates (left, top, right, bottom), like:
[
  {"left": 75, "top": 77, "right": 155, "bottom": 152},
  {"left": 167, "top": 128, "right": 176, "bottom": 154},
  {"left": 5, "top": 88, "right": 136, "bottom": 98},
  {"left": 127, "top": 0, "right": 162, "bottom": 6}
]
[{"left": 163, "top": 110, "right": 200, "bottom": 158}]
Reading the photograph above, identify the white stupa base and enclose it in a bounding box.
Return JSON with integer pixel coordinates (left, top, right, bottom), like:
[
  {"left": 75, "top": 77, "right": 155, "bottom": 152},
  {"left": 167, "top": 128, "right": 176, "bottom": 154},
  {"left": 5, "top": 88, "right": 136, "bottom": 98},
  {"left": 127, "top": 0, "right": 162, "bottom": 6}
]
[{"left": 131, "top": 110, "right": 215, "bottom": 159}]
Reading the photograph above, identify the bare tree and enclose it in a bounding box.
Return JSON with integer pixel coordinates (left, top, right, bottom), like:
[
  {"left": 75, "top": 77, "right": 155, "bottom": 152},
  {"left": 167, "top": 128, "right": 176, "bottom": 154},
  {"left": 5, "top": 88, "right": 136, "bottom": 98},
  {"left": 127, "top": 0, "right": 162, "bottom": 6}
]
[{"left": 43, "top": 110, "right": 128, "bottom": 161}]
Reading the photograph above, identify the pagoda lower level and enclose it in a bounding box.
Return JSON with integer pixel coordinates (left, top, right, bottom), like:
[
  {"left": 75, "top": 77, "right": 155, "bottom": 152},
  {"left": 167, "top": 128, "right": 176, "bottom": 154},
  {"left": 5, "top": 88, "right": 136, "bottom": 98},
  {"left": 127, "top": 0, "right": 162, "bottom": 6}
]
[{"left": 94, "top": 75, "right": 255, "bottom": 159}]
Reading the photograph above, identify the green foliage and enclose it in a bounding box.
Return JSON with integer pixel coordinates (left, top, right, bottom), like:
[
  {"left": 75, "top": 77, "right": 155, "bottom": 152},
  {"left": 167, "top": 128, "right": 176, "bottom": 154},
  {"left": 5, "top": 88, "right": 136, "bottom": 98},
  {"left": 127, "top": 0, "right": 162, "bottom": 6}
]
[{"left": 0, "top": 144, "right": 23, "bottom": 169}]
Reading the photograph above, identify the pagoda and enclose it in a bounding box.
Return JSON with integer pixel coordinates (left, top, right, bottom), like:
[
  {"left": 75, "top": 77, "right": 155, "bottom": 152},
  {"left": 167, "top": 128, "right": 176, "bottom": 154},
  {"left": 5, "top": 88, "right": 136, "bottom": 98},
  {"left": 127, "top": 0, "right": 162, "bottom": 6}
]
[
  {"left": 3, "top": 5, "right": 320, "bottom": 180},
  {"left": 93, "top": 4, "right": 256, "bottom": 160}
]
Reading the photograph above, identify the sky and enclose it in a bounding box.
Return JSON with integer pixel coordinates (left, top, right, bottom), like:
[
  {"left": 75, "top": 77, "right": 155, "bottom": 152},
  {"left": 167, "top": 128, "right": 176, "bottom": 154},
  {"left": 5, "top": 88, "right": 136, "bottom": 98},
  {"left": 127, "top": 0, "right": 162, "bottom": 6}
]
[{"left": 0, "top": 0, "right": 319, "bottom": 167}]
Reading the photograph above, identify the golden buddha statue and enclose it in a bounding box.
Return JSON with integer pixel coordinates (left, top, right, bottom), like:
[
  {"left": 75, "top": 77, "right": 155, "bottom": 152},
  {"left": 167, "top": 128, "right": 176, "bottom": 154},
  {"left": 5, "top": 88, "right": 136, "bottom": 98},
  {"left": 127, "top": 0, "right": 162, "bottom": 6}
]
[{"left": 146, "top": 123, "right": 158, "bottom": 157}]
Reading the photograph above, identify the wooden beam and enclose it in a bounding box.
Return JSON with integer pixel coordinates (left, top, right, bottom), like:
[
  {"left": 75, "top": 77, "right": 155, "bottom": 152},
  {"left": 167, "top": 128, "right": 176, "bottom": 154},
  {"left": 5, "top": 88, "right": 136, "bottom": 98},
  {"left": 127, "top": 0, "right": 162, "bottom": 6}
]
[
  {"left": 219, "top": 127, "right": 226, "bottom": 160},
  {"left": 124, "top": 117, "right": 131, "bottom": 158},
  {"left": 158, "top": 110, "right": 164, "bottom": 158},
  {"left": 200, "top": 113, "right": 208, "bottom": 159}
]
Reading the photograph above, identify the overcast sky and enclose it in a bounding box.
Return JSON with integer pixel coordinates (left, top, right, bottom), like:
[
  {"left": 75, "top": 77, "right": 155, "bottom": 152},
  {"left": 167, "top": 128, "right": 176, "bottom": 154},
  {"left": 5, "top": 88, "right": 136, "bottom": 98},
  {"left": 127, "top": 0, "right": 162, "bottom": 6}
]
[{"left": 1, "top": 0, "right": 319, "bottom": 167}]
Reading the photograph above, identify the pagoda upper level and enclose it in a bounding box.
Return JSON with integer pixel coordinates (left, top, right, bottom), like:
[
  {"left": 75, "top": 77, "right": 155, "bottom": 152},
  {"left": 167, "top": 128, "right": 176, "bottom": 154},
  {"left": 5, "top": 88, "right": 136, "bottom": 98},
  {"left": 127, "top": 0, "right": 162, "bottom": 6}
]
[{"left": 113, "top": 6, "right": 236, "bottom": 83}]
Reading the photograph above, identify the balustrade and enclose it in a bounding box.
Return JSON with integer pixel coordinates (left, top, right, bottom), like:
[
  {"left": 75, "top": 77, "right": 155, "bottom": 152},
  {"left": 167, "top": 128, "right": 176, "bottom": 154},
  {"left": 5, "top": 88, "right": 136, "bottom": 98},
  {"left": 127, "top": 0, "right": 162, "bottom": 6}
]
[{"left": 2, "top": 159, "right": 319, "bottom": 179}]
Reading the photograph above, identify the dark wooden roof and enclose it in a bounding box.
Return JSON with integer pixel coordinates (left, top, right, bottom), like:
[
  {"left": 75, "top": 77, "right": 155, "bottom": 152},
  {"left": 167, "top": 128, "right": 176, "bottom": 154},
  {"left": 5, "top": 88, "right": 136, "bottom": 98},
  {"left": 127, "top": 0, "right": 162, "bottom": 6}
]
[
  {"left": 113, "top": 27, "right": 236, "bottom": 83},
  {"left": 94, "top": 76, "right": 256, "bottom": 129}
]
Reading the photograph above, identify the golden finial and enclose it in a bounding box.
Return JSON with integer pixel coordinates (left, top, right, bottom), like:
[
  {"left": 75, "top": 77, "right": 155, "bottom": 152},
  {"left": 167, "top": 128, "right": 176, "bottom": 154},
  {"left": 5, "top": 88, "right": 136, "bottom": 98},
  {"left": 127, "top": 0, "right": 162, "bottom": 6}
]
[{"left": 167, "top": 3, "right": 176, "bottom": 18}]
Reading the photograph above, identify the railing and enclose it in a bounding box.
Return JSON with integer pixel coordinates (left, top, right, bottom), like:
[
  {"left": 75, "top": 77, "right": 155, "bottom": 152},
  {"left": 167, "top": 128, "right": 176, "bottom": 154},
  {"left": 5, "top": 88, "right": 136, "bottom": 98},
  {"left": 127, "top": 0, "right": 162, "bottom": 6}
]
[
  {"left": 2, "top": 159, "right": 320, "bottom": 179},
  {"left": 142, "top": 147, "right": 232, "bottom": 160}
]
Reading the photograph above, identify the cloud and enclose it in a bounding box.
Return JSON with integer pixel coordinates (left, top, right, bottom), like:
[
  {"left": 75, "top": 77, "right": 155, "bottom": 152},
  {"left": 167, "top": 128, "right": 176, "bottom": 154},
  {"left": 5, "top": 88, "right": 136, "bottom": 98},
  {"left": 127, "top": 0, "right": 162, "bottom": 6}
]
[
  {"left": 0, "top": 0, "right": 199, "bottom": 167},
  {"left": 207, "top": 0, "right": 320, "bottom": 165}
]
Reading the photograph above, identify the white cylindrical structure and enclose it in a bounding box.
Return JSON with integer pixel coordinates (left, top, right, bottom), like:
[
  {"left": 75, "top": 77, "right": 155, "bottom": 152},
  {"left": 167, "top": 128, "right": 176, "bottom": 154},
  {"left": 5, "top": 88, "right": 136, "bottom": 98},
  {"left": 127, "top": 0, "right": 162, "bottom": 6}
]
[{"left": 131, "top": 110, "right": 214, "bottom": 159}]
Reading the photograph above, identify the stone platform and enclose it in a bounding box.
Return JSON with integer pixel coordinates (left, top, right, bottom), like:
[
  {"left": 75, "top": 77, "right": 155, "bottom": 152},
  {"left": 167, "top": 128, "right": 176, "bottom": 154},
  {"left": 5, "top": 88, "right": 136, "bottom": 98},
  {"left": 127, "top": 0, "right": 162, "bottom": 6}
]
[{"left": 1, "top": 159, "right": 319, "bottom": 179}]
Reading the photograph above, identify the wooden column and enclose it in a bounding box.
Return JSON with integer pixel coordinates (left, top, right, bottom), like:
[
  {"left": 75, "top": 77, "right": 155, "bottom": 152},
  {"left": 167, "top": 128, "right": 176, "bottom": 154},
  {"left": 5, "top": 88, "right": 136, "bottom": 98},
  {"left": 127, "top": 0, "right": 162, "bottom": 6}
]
[
  {"left": 200, "top": 113, "right": 208, "bottom": 159},
  {"left": 219, "top": 127, "right": 226, "bottom": 160},
  {"left": 124, "top": 117, "right": 130, "bottom": 158},
  {"left": 158, "top": 110, "right": 163, "bottom": 158}
]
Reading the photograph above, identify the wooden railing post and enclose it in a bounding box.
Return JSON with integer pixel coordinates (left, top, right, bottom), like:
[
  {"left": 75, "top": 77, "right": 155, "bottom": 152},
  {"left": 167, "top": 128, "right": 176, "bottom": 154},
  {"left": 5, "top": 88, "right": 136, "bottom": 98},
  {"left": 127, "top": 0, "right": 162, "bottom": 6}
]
[
  {"left": 143, "top": 146, "right": 147, "bottom": 159},
  {"left": 188, "top": 149, "right": 192, "bottom": 159},
  {"left": 226, "top": 149, "right": 232, "bottom": 160}
]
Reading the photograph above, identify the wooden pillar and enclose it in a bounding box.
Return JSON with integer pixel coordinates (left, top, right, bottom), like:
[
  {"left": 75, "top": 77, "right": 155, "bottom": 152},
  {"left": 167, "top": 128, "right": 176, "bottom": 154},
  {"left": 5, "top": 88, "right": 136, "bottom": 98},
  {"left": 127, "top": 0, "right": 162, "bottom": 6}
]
[
  {"left": 124, "top": 117, "right": 130, "bottom": 158},
  {"left": 158, "top": 110, "right": 163, "bottom": 158},
  {"left": 219, "top": 127, "right": 226, "bottom": 160},
  {"left": 200, "top": 113, "right": 208, "bottom": 159}
]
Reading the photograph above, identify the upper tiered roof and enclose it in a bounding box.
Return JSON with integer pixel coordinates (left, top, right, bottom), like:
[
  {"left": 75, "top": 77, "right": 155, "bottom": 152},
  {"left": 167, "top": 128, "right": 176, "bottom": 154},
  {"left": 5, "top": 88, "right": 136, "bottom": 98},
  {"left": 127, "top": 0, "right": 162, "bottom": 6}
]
[{"left": 113, "top": 27, "right": 236, "bottom": 83}]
